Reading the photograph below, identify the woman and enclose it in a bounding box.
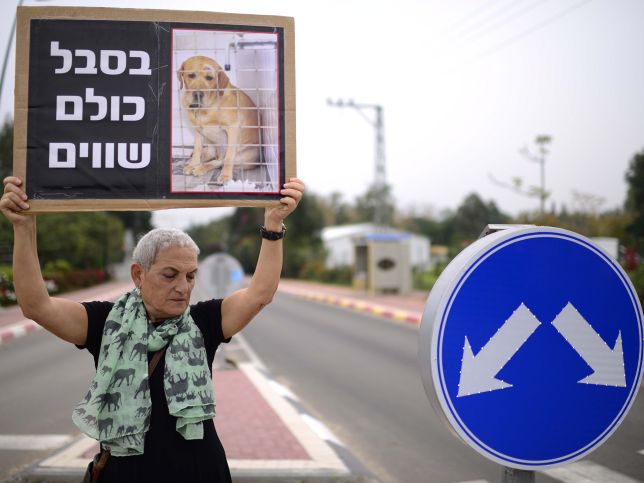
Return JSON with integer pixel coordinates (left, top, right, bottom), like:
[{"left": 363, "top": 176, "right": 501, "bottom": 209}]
[{"left": 0, "top": 175, "right": 304, "bottom": 482}]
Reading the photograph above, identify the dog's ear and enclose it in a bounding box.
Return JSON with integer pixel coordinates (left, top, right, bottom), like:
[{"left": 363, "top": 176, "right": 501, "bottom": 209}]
[
  {"left": 217, "top": 70, "right": 230, "bottom": 96},
  {"left": 177, "top": 61, "right": 185, "bottom": 89}
]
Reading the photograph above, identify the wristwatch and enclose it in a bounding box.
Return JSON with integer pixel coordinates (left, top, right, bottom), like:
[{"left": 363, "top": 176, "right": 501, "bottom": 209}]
[{"left": 260, "top": 224, "right": 287, "bottom": 240}]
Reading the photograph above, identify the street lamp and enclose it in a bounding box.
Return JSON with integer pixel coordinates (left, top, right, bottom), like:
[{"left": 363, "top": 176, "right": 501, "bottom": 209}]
[{"left": 0, "top": 0, "right": 52, "bottom": 114}]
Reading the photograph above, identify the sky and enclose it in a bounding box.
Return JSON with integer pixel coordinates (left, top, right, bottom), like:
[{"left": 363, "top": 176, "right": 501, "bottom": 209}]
[{"left": 1, "top": 0, "right": 643, "bottom": 230}]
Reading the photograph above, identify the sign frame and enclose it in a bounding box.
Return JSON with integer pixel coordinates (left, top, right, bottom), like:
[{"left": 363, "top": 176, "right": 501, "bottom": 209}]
[{"left": 13, "top": 6, "right": 296, "bottom": 212}]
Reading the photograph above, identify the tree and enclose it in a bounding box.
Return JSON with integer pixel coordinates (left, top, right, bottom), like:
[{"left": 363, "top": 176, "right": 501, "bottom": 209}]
[
  {"left": 108, "top": 211, "right": 153, "bottom": 240},
  {"left": 318, "top": 191, "right": 355, "bottom": 226},
  {"left": 625, "top": 149, "right": 644, "bottom": 252},
  {"left": 449, "top": 193, "right": 510, "bottom": 245},
  {"left": 37, "top": 213, "right": 125, "bottom": 270},
  {"left": 490, "top": 134, "right": 552, "bottom": 216},
  {"left": 354, "top": 182, "right": 395, "bottom": 225},
  {"left": 189, "top": 194, "right": 327, "bottom": 279}
]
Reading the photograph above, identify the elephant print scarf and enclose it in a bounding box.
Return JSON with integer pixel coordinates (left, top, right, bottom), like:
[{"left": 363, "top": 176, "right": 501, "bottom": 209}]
[{"left": 72, "top": 289, "right": 216, "bottom": 456}]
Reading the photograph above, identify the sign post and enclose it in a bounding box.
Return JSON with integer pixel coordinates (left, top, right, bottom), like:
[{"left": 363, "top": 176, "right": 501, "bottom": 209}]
[{"left": 419, "top": 225, "right": 643, "bottom": 478}]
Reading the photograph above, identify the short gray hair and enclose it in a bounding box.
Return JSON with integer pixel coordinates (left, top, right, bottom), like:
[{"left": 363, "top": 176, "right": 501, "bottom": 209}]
[{"left": 132, "top": 228, "right": 200, "bottom": 271}]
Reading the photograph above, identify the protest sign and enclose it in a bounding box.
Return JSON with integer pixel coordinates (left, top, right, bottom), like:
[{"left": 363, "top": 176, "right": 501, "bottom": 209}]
[{"left": 13, "top": 6, "right": 295, "bottom": 211}]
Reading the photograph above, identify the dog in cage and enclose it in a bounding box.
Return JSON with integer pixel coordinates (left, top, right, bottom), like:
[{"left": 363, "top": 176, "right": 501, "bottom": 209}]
[{"left": 177, "top": 55, "right": 260, "bottom": 185}]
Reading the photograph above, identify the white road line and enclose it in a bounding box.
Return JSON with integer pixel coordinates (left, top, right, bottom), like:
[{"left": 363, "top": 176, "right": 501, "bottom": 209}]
[
  {"left": 542, "top": 460, "right": 643, "bottom": 483},
  {"left": 268, "top": 379, "right": 300, "bottom": 402},
  {"left": 300, "top": 413, "right": 342, "bottom": 446},
  {"left": 638, "top": 449, "right": 644, "bottom": 456},
  {"left": 234, "top": 333, "right": 267, "bottom": 371},
  {"left": 0, "top": 434, "right": 73, "bottom": 451},
  {"left": 454, "top": 480, "right": 490, "bottom": 483}
]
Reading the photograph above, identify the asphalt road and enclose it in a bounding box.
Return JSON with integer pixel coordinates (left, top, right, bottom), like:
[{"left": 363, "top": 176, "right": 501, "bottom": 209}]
[
  {"left": 1, "top": 291, "right": 644, "bottom": 483},
  {"left": 0, "top": 328, "right": 94, "bottom": 481},
  {"left": 244, "top": 292, "right": 644, "bottom": 483}
]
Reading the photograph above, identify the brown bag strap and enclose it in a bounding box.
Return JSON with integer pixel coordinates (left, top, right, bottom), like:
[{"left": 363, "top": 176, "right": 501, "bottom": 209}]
[
  {"left": 148, "top": 346, "right": 167, "bottom": 377},
  {"left": 91, "top": 346, "right": 167, "bottom": 482}
]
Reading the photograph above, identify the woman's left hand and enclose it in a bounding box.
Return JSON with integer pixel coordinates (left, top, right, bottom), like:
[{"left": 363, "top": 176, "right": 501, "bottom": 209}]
[{"left": 264, "top": 177, "right": 304, "bottom": 231}]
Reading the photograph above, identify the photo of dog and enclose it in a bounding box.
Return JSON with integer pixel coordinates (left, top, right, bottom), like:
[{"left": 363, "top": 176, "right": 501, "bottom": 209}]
[
  {"left": 171, "top": 29, "right": 281, "bottom": 194},
  {"left": 177, "top": 55, "right": 260, "bottom": 185}
]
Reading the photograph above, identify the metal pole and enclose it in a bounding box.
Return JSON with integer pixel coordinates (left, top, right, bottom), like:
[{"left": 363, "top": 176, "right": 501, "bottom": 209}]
[
  {"left": 327, "top": 99, "right": 388, "bottom": 227},
  {"left": 0, "top": 14, "right": 18, "bottom": 114},
  {"left": 502, "top": 467, "right": 535, "bottom": 483},
  {"left": 374, "top": 105, "right": 387, "bottom": 226},
  {"left": 539, "top": 152, "right": 545, "bottom": 216}
]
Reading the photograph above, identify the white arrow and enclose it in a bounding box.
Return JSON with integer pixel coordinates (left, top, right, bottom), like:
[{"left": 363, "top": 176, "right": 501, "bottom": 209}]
[
  {"left": 551, "top": 303, "right": 626, "bottom": 387},
  {"left": 458, "top": 303, "right": 541, "bottom": 397}
]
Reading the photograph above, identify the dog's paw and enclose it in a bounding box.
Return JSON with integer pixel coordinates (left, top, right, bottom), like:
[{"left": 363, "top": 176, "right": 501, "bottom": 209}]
[
  {"left": 183, "top": 163, "right": 196, "bottom": 175},
  {"left": 215, "top": 172, "right": 233, "bottom": 185},
  {"left": 192, "top": 164, "right": 216, "bottom": 177}
]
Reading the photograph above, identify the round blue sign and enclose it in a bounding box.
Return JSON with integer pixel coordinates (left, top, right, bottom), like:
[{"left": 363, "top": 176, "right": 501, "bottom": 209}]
[{"left": 418, "top": 226, "right": 643, "bottom": 469}]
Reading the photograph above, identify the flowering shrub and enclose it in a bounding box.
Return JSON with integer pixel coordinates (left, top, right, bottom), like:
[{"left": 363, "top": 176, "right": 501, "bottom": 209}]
[
  {"left": 0, "top": 269, "right": 16, "bottom": 307},
  {"left": 0, "top": 264, "right": 107, "bottom": 307}
]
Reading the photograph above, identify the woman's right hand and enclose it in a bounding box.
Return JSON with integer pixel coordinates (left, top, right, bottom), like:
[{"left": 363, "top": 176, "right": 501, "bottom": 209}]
[{"left": 1, "top": 176, "right": 32, "bottom": 226}]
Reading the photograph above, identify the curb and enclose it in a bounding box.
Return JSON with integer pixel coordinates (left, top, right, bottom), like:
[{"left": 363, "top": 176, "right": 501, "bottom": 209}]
[
  {"left": 0, "top": 283, "right": 132, "bottom": 347},
  {"left": 278, "top": 286, "right": 422, "bottom": 326},
  {"left": 0, "top": 319, "right": 41, "bottom": 345}
]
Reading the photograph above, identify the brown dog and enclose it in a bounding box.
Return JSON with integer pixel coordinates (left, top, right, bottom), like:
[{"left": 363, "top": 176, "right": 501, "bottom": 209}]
[{"left": 177, "top": 55, "right": 260, "bottom": 184}]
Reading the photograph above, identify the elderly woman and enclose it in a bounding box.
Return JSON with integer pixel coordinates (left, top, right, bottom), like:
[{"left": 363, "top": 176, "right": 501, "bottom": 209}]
[{"left": 0, "top": 175, "right": 304, "bottom": 482}]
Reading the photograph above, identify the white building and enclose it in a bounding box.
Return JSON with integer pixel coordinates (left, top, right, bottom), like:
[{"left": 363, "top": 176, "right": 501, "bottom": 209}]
[{"left": 321, "top": 223, "right": 431, "bottom": 270}]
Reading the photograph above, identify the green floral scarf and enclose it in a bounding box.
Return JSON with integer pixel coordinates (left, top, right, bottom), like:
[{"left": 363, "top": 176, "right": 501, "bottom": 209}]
[{"left": 72, "top": 289, "right": 216, "bottom": 456}]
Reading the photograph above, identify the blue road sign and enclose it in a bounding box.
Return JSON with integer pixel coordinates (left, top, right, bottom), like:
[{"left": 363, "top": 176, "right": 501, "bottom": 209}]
[{"left": 418, "top": 226, "right": 643, "bottom": 469}]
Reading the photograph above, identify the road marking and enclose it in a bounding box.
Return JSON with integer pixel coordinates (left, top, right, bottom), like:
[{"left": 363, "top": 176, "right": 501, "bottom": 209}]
[
  {"left": 0, "top": 434, "right": 73, "bottom": 451},
  {"left": 300, "top": 413, "right": 342, "bottom": 446},
  {"left": 454, "top": 480, "right": 490, "bottom": 483},
  {"left": 542, "top": 460, "right": 643, "bottom": 482},
  {"left": 234, "top": 333, "right": 267, "bottom": 371},
  {"left": 268, "top": 379, "right": 300, "bottom": 402},
  {"left": 638, "top": 449, "right": 644, "bottom": 456}
]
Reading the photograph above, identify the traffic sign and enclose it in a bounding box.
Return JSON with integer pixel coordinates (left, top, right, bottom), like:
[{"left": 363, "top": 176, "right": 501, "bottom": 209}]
[
  {"left": 418, "top": 226, "right": 643, "bottom": 469},
  {"left": 198, "top": 253, "right": 245, "bottom": 299}
]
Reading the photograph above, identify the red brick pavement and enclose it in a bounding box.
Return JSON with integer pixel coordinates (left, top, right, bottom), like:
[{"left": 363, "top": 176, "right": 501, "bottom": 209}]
[
  {"left": 79, "top": 368, "right": 311, "bottom": 461},
  {"left": 214, "top": 369, "right": 310, "bottom": 460}
]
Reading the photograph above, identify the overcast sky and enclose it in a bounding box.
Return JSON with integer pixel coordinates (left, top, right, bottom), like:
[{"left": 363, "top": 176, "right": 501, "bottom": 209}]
[{"left": 1, "top": 0, "right": 643, "bottom": 230}]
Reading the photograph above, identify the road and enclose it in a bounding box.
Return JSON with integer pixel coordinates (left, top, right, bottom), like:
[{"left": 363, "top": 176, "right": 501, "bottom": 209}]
[
  {"left": 1, "top": 291, "right": 643, "bottom": 483},
  {"left": 0, "top": 328, "right": 93, "bottom": 481},
  {"left": 244, "top": 292, "right": 644, "bottom": 483}
]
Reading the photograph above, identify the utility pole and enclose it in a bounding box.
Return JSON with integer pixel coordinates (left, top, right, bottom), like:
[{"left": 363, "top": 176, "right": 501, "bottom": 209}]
[
  {"left": 327, "top": 98, "right": 388, "bottom": 226},
  {"left": 0, "top": 1, "right": 24, "bottom": 115}
]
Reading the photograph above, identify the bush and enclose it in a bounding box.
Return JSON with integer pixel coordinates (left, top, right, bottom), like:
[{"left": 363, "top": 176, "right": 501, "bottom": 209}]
[
  {"left": 0, "top": 266, "right": 15, "bottom": 307},
  {"left": 296, "top": 262, "right": 353, "bottom": 286},
  {"left": 413, "top": 263, "right": 448, "bottom": 292},
  {"left": 0, "top": 265, "right": 107, "bottom": 306},
  {"left": 629, "top": 264, "right": 644, "bottom": 304}
]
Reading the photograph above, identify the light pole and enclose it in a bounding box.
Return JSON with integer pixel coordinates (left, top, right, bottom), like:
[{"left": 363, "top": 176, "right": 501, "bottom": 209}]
[
  {"left": 0, "top": 0, "right": 53, "bottom": 115},
  {"left": 327, "top": 98, "right": 388, "bottom": 226},
  {"left": 0, "top": 0, "right": 24, "bottom": 115}
]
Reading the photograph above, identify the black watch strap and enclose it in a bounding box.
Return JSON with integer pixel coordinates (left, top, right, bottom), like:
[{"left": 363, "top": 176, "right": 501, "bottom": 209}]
[{"left": 260, "top": 224, "right": 286, "bottom": 240}]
